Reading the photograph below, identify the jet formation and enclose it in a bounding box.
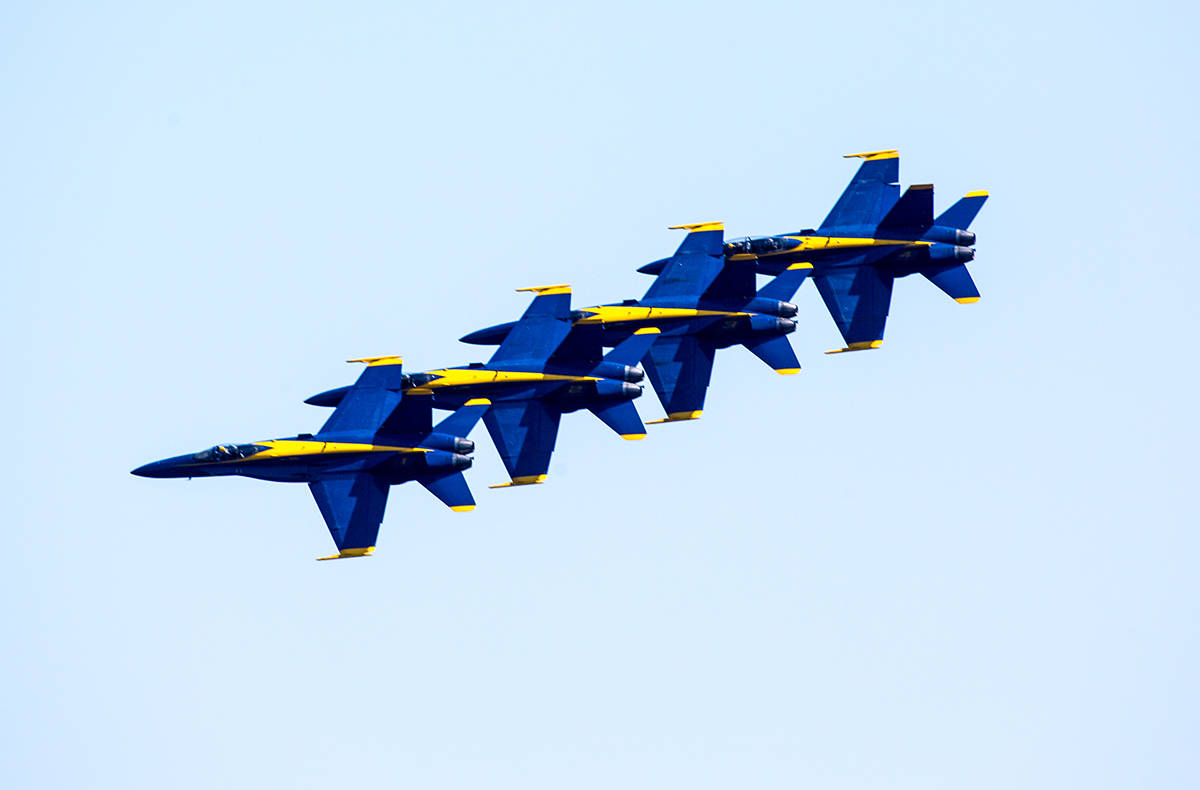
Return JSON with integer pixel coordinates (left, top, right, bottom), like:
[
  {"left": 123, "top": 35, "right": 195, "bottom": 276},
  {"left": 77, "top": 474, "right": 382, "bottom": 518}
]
[{"left": 134, "top": 150, "right": 987, "bottom": 559}]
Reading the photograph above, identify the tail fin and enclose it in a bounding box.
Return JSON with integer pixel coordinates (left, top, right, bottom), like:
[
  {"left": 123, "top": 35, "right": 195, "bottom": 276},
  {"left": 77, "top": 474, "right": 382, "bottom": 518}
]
[
  {"left": 598, "top": 327, "right": 660, "bottom": 369},
  {"left": 877, "top": 183, "right": 934, "bottom": 237},
  {"left": 743, "top": 335, "right": 801, "bottom": 374},
  {"left": 433, "top": 398, "right": 491, "bottom": 438},
  {"left": 935, "top": 191, "right": 988, "bottom": 229},
  {"left": 419, "top": 471, "right": 476, "bottom": 512},
  {"left": 589, "top": 400, "right": 647, "bottom": 440},
  {"left": 921, "top": 263, "right": 980, "bottom": 303},
  {"left": 756, "top": 263, "right": 813, "bottom": 302}
]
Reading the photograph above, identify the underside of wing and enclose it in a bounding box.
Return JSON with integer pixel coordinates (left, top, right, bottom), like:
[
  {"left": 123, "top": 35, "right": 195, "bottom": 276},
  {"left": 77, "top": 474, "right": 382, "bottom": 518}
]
[
  {"left": 812, "top": 263, "right": 895, "bottom": 351},
  {"left": 482, "top": 399, "right": 562, "bottom": 486},
  {"left": 309, "top": 473, "right": 390, "bottom": 559},
  {"left": 642, "top": 335, "right": 715, "bottom": 421}
]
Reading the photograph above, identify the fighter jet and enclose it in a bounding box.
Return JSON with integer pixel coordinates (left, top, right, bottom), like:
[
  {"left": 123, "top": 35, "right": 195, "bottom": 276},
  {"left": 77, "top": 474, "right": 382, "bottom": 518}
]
[
  {"left": 132, "top": 357, "right": 490, "bottom": 559},
  {"left": 307, "top": 286, "right": 660, "bottom": 488},
  {"left": 637, "top": 150, "right": 988, "bottom": 353},
  {"left": 460, "top": 224, "right": 812, "bottom": 424}
]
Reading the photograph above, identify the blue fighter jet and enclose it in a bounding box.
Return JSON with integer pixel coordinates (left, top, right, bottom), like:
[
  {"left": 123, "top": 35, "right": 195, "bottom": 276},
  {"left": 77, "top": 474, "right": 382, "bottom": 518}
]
[
  {"left": 460, "top": 224, "right": 813, "bottom": 424},
  {"left": 307, "top": 286, "right": 661, "bottom": 488},
  {"left": 132, "top": 357, "right": 490, "bottom": 559},
  {"left": 637, "top": 150, "right": 988, "bottom": 353}
]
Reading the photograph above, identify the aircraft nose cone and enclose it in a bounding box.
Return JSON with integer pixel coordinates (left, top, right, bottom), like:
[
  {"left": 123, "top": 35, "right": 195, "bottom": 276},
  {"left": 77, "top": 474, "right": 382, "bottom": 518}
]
[
  {"left": 131, "top": 455, "right": 192, "bottom": 478},
  {"left": 132, "top": 461, "right": 169, "bottom": 478}
]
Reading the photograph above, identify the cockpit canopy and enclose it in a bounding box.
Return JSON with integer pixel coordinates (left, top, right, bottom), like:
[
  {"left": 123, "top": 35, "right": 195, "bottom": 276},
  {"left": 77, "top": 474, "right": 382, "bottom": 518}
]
[{"left": 193, "top": 444, "right": 267, "bottom": 462}]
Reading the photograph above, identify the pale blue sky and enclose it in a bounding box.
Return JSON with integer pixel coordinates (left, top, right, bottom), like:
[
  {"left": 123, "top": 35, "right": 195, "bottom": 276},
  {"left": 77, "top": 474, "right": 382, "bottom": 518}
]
[{"left": 4, "top": 2, "right": 1198, "bottom": 787}]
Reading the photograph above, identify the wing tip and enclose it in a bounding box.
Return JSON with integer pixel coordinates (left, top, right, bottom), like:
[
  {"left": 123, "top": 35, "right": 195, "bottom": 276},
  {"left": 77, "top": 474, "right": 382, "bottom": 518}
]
[
  {"left": 964, "top": 190, "right": 989, "bottom": 198},
  {"left": 317, "top": 546, "right": 376, "bottom": 561},
  {"left": 515, "top": 284, "right": 571, "bottom": 295},
  {"left": 843, "top": 149, "right": 898, "bottom": 161},
  {"left": 825, "top": 340, "right": 883, "bottom": 354},
  {"left": 668, "top": 222, "right": 724, "bottom": 232},
  {"left": 647, "top": 410, "right": 703, "bottom": 424},
  {"left": 489, "top": 474, "right": 547, "bottom": 489}
]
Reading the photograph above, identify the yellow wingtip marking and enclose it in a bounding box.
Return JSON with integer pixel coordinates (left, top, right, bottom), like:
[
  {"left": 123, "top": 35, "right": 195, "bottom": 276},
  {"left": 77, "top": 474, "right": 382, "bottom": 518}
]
[
  {"left": 464, "top": 398, "right": 492, "bottom": 406},
  {"left": 964, "top": 190, "right": 989, "bottom": 198},
  {"left": 668, "top": 221, "right": 724, "bottom": 232},
  {"left": 489, "top": 474, "right": 547, "bottom": 488},
  {"left": 825, "top": 340, "right": 883, "bottom": 354},
  {"left": 955, "top": 296, "right": 980, "bottom": 304},
  {"left": 647, "top": 410, "right": 703, "bottom": 424},
  {"left": 317, "top": 546, "right": 375, "bottom": 560},
  {"left": 621, "top": 433, "right": 646, "bottom": 440},
  {"left": 450, "top": 505, "right": 475, "bottom": 512},
  {"left": 844, "top": 149, "right": 898, "bottom": 161},
  {"left": 516, "top": 284, "right": 571, "bottom": 295},
  {"left": 787, "top": 262, "right": 814, "bottom": 270},
  {"left": 347, "top": 356, "right": 402, "bottom": 366},
  {"left": 776, "top": 368, "right": 801, "bottom": 375},
  {"left": 633, "top": 327, "right": 661, "bottom": 335}
]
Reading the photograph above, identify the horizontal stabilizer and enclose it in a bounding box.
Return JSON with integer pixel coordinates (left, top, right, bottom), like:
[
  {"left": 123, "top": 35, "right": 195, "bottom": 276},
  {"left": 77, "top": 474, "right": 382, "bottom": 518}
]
[
  {"left": 921, "top": 263, "right": 980, "bottom": 302},
  {"left": 935, "top": 191, "right": 988, "bottom": 229},
  {"left": 877, "top": 183, "right": 934, "bottom": 236},
  {"left": 600, "top": 327, "right": 660, "bottom": 368},
  {"left": 588, "top": 400, "right": 646, "bottom": 439},
  {"left": 420, "top": 471, "right": 475, "bottom": 511},
  {"left": 744, "top": 335, "right": 801, "bottom": 374},
  {"left": 756, "top": 263, "right": 812, "bottom": 302},
  {"left": 433, "top": 398, "right": 491, "bottom": 438}
]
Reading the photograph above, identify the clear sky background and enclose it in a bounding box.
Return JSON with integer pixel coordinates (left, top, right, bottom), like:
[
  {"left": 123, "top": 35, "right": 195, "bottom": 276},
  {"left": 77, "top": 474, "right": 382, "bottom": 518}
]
[{"left": 4, "top": 1, "right": 1198, "bottom": 787}]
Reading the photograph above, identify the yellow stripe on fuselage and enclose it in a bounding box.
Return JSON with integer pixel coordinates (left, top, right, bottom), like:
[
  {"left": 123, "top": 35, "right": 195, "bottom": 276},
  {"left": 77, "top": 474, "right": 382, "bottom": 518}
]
[
  {"left": 420, "top": 369, "right": 599, "bottom": 389},
  {"left": 574, "top": 306, "right": 749, "bottom": 325},
  {"left": 784, "top": 236, "right": 930, "bottom": 253},
  {"left": 236, "top": 440, "right": 429, "bottom": 462}
]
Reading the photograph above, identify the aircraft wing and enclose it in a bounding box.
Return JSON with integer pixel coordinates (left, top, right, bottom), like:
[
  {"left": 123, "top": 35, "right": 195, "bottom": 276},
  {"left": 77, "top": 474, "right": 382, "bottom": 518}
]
[
  {"left": 488, "top": 286, "right": 574, "bottom": 365},
  {"left": 310, "top": 473, "right": 390, "bottom": 559},
  {"left": 811, "top": 262, "right": 895, "bottom": 352},
  {"left": 819, "top": 151, "right": 901, "bottom": 231},
  {"left": 643, "top": 334, "right": 715, "bottom": 422},
  {"left": 642, "top": 223, "right": 728, "bottom": 302},
  {"left": 319, "top": 357, "right": 406, "bottom": 435},
  {"left": 483, "top": 399, "right": 562, "bottom": 486}
]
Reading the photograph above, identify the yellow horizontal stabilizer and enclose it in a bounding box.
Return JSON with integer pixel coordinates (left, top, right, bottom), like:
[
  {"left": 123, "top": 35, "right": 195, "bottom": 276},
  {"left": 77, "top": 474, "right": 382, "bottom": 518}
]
[
  {"left": 843, "top": 149, "right": 898, "bottom": 161},
  {"left": 489, "top": 474, "right": 547, "bottom": 489},
  {"left": 464, "top": 398, "right": 492, "bottom": 406},
  {"left": 515, "top": 284, "right": 570, "bottom": 295},
  {"left": 668, "top": 222, "right": 724, "bottom": 232},
  {"left": 347, "top": 356, "right": 402, "bottom": 366},
  {"left": 964, "top": 190, "right": 989, "bottom": 198},
  {"left": 317, "top": 546, "right": 375, "bottom": 561},
  {"left": 647, "top": 410, "right": 702, "bottom": 424},
  {"left": 825, "top": 340, "right": 883, "bottom": 354}
]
